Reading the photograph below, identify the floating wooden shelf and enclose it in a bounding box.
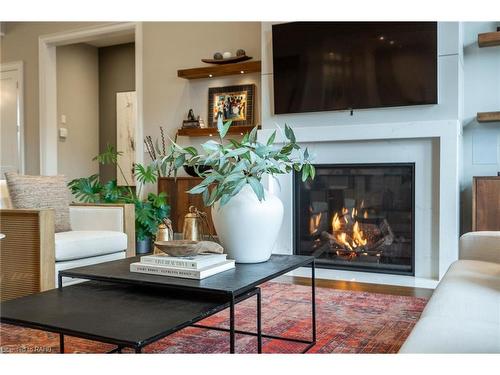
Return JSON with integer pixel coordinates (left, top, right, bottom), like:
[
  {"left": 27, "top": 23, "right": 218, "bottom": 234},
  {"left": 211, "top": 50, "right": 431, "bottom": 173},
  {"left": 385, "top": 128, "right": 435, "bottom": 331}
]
[
  {"left": 177, "top": 125, "right": 261, "bottom": 137},
  {"left": 177, "top": 61, "right": 261, "bottom": 80},
  {"left": 477, "top": 111, "right": 500, "bottom": 123},
  {"left": 478, "top": 31, "right": 500, "bottom": 47}
]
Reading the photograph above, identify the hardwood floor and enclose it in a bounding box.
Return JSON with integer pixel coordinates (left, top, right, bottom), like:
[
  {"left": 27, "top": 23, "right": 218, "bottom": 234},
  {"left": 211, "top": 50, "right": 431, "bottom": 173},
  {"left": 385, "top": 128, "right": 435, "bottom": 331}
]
[{"left": 278, "top": 275, "right": 434, "bottom": 299}]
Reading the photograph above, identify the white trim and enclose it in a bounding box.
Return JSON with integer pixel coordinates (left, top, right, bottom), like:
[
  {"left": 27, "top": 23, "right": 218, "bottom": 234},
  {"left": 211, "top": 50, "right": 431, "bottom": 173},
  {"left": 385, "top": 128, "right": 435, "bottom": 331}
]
[
  {"left": 1, "top": 60, "right": 25, "bottom": 174},
  {"left": 38, "top": 22, "right": 143, "bottom": 176}
]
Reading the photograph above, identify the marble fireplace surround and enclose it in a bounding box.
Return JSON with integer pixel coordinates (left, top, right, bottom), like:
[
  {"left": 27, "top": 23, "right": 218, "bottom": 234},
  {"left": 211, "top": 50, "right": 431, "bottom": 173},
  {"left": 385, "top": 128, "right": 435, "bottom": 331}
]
[{"left": 259, "top": 119, "right": 462, "bottom": 286}]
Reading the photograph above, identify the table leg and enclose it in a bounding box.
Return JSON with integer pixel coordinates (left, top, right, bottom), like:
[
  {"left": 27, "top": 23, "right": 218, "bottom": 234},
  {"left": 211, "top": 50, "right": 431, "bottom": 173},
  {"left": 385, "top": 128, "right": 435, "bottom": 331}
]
[
  {"left": 229, "top": 294, "right": 235, "bottom": 354},
  {"left": 58, "top": 273, "right": 63, "bottom": 290},
  {"left": 311, "top": 258, "right": 316, "bottom": 344},
  {"left": 59, "top": 333, "right": 64, "bottom": 353},
  {"left": 257, "top": 288, "right": 262, "bottom": 354},
  {"left": 135, "top": 347, "right": 142, "bottom": 353}
]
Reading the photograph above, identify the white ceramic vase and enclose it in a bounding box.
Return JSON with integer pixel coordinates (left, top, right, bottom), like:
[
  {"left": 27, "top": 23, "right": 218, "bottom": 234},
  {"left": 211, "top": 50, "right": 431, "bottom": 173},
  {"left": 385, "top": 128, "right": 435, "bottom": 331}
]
[{"left": 211, "top": 184, "right": 284, "bottom": 263}]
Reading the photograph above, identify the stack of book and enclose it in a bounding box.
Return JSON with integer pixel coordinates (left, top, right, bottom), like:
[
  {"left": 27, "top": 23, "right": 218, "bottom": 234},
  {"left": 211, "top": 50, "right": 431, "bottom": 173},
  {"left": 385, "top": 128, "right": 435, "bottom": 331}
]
[{"left": 130, "top": 253, "right": 234, "bottom": 280}]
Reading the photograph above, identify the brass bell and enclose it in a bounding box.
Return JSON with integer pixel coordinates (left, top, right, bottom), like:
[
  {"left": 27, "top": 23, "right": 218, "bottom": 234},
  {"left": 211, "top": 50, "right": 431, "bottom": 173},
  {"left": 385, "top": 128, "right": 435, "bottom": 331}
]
[
  {"left": 182, "top": 206, "right": 205, "bottom": 241},
  {"left": 156, "top": 218, "right": 174, "bottom": 242}
]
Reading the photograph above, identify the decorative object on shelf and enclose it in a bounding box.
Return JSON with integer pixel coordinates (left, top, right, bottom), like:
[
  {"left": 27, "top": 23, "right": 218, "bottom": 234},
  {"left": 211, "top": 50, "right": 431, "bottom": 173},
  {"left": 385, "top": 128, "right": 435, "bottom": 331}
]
[
  {"left": 182, "top": 205, "right": 214, "bottom": 242},
  {"left": 198, "top": 117, "right": 207, "bottom": 128},
  {"left": 236, "top": 49, "right": 246, "bottom": 57},
  {"left": 201, "top": 54, "right": 252, "bottom": 65},
  {"left": 68, "top": 144, "right": 170, "bottom": 255},
  {"left": 208, "top": 84, "right": 255, "bottom": 127},
  {"left": 153, "top": 240, "right": 224, "bottom": 257},
  {"left": 182, "top": 108, "right": 201, "bottom": 129},
  {"left": 153, "top": 117, "right": 315, "bottom": 263}
]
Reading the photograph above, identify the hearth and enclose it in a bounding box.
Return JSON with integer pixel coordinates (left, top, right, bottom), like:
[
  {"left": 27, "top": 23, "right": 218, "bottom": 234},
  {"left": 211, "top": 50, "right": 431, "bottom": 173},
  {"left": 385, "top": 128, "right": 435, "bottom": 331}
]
[{"left": 294, "top": 163, "right": 414, "bottom": 275}]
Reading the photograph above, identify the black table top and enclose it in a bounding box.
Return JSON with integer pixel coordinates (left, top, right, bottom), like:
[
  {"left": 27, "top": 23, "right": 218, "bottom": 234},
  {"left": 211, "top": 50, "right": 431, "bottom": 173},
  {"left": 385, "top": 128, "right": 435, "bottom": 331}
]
[
  {"left": 0, "top": 281, "right": 230, "bottom": 348},
  {"left": 59, "top": 254, "right": 314, "bottom": 296}
]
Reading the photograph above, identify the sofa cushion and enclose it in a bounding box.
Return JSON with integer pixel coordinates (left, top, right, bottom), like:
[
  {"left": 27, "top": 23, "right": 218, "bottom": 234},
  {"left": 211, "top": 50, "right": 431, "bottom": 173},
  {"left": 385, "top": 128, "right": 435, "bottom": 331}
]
[
  {"left": 399, "top": 316, "right": 500, "bottom": 353},
  {"left": 421, "top": 260, "right": 500, "bottom": 325},
  {"left": 55, "top": 231, "right": 127, "bottom": 261},
  {"left": 5, "top": 172, "right": 71, "bottom": 232}
]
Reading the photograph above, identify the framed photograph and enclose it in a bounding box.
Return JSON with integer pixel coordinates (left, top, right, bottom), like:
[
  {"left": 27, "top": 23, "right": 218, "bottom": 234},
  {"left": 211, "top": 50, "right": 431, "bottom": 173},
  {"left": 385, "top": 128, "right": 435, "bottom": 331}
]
[{"left": 208, "top": 84, "right": 255, "bottom": 127}]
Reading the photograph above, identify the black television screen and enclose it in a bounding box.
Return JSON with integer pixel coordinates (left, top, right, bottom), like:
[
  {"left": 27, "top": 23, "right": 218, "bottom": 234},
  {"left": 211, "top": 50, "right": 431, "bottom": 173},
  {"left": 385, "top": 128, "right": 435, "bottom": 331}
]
[{"left": 272, "top": 22, "right": 438, "bottom": 115}]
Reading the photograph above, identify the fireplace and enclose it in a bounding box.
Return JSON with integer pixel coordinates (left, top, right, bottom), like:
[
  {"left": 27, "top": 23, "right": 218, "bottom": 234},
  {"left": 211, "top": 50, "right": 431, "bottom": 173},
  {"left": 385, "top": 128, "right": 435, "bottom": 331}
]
[{"left": 294, "top": 163, "right": 415, "bottom": 275}]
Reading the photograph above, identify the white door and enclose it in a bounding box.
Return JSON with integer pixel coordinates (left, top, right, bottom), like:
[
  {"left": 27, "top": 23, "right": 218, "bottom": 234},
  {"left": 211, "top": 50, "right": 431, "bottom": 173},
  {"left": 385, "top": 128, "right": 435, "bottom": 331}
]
[{"left": 0, "top": 67, "right": 23, "bottom": 177}]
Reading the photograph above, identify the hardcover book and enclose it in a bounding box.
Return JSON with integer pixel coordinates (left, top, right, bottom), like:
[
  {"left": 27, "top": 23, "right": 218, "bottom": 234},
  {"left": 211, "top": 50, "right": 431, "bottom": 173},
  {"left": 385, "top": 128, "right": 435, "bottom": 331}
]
[
  {"left": 140, "top": 253, "right": 227, "bottom": 270},
  {"left": 130, "top": 260, "right": 235, "bottom": 280}
]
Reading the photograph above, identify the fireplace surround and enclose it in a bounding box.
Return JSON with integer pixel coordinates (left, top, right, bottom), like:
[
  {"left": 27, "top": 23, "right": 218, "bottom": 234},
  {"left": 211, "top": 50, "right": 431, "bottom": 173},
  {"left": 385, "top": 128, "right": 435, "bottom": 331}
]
[{"left": 294, "top": 163, "right": 415, "bottom": 275}]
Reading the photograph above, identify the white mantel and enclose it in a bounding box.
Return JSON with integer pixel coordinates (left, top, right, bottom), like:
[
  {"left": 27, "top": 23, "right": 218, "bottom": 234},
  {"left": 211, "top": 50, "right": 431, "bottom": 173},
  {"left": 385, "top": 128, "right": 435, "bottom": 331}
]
[{"left": 259, "top": 119, "right": 462, "bottom": 282}]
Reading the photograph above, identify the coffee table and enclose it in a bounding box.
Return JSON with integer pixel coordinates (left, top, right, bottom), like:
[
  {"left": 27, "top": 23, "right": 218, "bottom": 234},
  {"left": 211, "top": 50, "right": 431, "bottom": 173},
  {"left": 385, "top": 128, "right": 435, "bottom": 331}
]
[{"left": 2, "top": 255, "right": 316, "bottom": 353}]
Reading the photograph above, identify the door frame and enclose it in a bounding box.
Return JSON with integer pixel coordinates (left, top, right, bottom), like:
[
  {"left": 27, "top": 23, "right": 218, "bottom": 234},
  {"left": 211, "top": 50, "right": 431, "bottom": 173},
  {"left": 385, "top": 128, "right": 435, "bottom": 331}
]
[
  {"left": 1, "top": 60, "right": 25, "bottom": 174},
  {"left": 38, "top": 22, "right": 143, "bottom": 176}
]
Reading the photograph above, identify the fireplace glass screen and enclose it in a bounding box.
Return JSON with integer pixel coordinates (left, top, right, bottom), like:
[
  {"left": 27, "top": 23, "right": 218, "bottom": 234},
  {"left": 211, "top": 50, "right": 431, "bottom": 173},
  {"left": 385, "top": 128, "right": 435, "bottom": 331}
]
[{"left": 294, "top": 164, "right": 414, "bottom": 275}]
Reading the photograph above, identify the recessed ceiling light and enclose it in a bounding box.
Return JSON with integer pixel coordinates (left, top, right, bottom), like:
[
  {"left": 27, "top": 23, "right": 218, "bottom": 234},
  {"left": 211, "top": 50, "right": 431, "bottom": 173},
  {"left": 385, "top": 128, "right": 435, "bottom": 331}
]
[
  {"left": 389, "top": 40, "right": 395, "bottom": 45},
  {"left": 240, "top": 70, "right": 244, "bottom": 74},
  {"left": 209, "top": 74, "right": 213, "bottom": 78},
  {"left": 379, "top": 36, "right": 385, "bottom": 41}
]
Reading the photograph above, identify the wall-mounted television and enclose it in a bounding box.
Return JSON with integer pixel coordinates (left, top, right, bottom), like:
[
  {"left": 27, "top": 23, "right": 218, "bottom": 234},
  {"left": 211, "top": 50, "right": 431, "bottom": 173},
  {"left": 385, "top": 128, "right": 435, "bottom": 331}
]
[{"left": 272, "top": 22, "right": 438, "bottom": 115}]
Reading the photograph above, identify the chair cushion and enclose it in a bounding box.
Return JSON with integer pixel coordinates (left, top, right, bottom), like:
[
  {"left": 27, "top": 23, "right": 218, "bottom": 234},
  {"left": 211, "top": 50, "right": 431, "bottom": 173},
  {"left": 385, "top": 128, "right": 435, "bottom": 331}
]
[
  {"left": 55, "top": 230, "right": 127, "bottom": 261},
  {"left": 5, "top": 172, "right": 71, "bottom": 232}
]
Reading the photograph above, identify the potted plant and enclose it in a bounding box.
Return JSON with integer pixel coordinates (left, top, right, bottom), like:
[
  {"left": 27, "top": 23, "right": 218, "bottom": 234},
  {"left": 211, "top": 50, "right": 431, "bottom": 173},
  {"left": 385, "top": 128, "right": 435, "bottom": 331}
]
[
  {"left": 156, "top": 118, "right": 314, "bottom": 263},
  {"left": 68, "top": 145, "right": 170, "bottom": 254}
]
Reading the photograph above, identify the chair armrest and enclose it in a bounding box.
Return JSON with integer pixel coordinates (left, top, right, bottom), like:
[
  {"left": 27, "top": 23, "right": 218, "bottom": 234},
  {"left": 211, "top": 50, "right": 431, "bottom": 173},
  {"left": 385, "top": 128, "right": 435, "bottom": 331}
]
[
  {"left": 459, "top": 232, "right": 500, "bottom": 264},
  {"left": 0, "top": 208, "right": 55, "bottom": 300},
  {"left": 70, "top": 203, "right": 135, "bottom": 257}
]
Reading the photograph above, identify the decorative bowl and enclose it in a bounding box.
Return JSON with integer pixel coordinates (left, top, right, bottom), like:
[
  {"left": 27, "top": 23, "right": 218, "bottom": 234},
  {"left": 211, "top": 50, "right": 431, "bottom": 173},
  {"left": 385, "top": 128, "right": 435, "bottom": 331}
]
[
  {"left": 154, "top": 240, "right": 199, "bottom": 257},
  {"left": 154, "top": 240, "right": 224, "bottom": 257}
]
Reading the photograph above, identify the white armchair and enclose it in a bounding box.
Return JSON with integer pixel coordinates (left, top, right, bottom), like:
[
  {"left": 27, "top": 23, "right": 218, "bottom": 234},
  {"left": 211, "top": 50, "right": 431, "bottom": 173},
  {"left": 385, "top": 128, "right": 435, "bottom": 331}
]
[{"left": 0, "top": 181, "right": 135, "bottom": 301}]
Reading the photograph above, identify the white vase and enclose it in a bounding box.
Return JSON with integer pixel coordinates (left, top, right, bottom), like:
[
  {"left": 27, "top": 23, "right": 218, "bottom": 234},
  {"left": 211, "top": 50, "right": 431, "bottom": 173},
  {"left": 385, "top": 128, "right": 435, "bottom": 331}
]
[{"left": 211, "top": 184, "right": 284, "bottom": 263}]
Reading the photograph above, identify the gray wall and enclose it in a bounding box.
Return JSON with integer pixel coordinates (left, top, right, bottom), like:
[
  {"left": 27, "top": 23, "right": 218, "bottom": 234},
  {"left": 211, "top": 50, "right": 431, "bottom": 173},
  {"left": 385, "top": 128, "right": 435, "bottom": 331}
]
[
  {"left": 461, "top": 22, "right": 500, "bottom": 233},
  {"left": 98, "top": 42, "right": 135, "bottom": 182},
  {"left": 0, "top": 22, "right": 107, "bottom": 174},
  {"left": 56, "top": 43, "right": 99, "bottom": 181}
]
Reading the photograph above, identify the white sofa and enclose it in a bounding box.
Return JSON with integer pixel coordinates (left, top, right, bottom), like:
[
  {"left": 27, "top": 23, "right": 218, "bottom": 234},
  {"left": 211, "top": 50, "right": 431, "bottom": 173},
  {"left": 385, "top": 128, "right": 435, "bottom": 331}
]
[
  {"left": 400, "top": 231, "right": 500, "bottom": 353},
  {"left": 0, "top": 180, "right": 135, "bottom": 300}
]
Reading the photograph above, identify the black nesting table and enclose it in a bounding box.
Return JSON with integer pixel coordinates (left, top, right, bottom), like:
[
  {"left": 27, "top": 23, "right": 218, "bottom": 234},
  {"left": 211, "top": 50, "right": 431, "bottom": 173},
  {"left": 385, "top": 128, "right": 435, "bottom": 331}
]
[{"left": 1, "top": 255, "right": 316, "bottom": 354}]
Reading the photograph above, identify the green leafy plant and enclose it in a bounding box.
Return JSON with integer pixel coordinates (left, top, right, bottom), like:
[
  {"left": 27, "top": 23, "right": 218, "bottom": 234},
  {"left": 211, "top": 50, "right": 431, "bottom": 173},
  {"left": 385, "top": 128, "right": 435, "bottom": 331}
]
[
  {"left": 155, "top": 117, "right": 315, "bottom": 207},
  {"left": 68, "top": 144, "right": 169, "bottom": 241}
]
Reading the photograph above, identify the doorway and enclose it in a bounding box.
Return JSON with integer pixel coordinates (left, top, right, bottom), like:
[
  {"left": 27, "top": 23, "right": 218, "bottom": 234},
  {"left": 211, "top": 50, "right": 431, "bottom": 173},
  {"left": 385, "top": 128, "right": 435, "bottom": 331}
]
[
  {"left": 38, "top": 22, "right": 143, "bottom": 178},
  {"left": 0, "top": 61, "right": 24, "bottom": 176}
]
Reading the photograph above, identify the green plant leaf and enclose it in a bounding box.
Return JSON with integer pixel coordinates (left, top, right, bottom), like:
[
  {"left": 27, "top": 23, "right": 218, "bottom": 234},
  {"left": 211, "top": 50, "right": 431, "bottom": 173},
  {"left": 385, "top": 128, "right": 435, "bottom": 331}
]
[
  {"left": 248, "top": 126, "right": 258, "bottom": 144},
  {"left": 266, "top": 130, "right": 276, "bottom": 146},
  {"left": 247, "top": 177, "right": 264, "bottom": 201},
  {"left": 134, "top": 164, "right": 157, "bottom": 184},
  {"left": 217, "top": 116, "right": 233, "bottom": 139},
  {"left": 93, "top": 144, "right": 122, "bottom": 165}
]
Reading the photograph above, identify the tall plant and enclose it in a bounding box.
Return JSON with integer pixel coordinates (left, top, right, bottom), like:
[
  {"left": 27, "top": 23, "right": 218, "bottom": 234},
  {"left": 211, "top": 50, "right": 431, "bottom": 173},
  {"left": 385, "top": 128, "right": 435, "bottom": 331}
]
[
  {"left": 154, "top": 118, "right": 315, "bottom": 207},
  {"left": 68, "top": 145, "right": 169, "bottom": 241}
]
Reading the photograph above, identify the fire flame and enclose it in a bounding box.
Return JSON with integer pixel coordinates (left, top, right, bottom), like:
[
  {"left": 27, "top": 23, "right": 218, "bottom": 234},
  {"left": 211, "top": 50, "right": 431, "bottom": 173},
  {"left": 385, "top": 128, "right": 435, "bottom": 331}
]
[
  {"left": 309, "top": 212, "right": 322, "bottom": 235},
  {"left": 332, "top": 207, "right": 369, "bottom": 251}
]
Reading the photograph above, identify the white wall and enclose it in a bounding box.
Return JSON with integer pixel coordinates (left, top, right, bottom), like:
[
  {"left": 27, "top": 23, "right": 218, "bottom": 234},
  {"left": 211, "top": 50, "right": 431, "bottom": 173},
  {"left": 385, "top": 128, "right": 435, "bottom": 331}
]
[
  {"left": 261, "top": 22, "right": 462, "bottom": 129},
  {"left": 461, "top": 22, "right": 500, "bottom": 233},
  {"left": 56, "top": 43, "right": 99, "bottom": 181}
]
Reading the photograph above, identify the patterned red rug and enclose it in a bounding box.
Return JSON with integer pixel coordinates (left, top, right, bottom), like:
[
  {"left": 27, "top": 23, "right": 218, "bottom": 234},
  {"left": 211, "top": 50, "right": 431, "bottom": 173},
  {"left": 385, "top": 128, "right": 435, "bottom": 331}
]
[{"left": 0, "top": 282, "right": 427, "bottom": 354}]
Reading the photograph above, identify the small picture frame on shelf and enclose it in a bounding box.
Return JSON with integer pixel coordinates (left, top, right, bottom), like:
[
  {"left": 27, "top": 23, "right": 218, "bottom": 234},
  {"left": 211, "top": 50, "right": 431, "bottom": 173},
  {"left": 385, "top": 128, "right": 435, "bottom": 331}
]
[{"left": 208, "top": 84, "right": 255, "bottom": 127}]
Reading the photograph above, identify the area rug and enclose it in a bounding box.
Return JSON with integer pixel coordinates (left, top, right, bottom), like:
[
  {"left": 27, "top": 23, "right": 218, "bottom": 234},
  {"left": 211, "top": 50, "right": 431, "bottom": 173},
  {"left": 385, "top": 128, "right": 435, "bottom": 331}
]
[{"left": 0, "top": 282, "right": 427, "bottom": 354}]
